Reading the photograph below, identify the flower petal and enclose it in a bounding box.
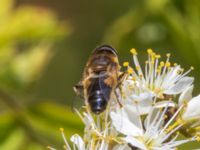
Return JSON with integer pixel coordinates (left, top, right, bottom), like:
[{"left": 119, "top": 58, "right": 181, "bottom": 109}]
[
  {"left": 178, "top": 85, "right": 193, "bottom": 106},
  {"left": 124, "top": 136, "right": 147, "bottom": 150},
  {"left": 112, "top": 144, "right": 131, "bottom": 150},
  {"left": 124, "top": 105, "right": 144, "bottom": 130},
  {"left": 164, "top": 77, "right": 194, "bottom": 95},
  {"left": 154, "top": 101, "right": 176, "bottom": 108},
  {"left": 182, "top": 94, "right": 200, "bottom": 120},
  {"left": 70, "top": 134, "right": 85, "bottom": 150},
  {"left": 110, "top": 109, "right": 143, "bottom": 136},
  {"left": 125, "top": 92, "right": 153, "bottom": 115}
]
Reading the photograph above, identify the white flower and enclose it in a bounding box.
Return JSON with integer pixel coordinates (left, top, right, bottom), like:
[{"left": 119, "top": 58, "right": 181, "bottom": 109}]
[
  {"left": 182, "top": 94, "right": 200, "bottom": 120},
  {"left": 176, "top": 86, "right": 200, "bottom": 138},
  {"left": 50, "top": 48, "right": 198, "bottom": 150},
  {"left": 124, "top": 48, "right": 194, "bottom": 98},
  {"left": 178, "top": 85, "right": 200, "bottom": 121},
  {"left": 121, "top": 77, "right": 153, "bottom": 115},
  {"left": 110, "top": 104, "right": 194, "bottom": 150}
]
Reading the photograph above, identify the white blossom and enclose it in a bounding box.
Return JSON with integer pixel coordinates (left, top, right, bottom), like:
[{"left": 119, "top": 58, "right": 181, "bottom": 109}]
[
  {"left": 179, "top": 86, "right": 200, "bottom": 122},
  {"left": 49, "top": 48, "right": 199, "bottom": 150},
  {"left": 121, "top": 78, "right": 153, "bottom": 115},
  {"left": 124, "top": 48, "right": 194, "bottom": 99},
  {"left": 182, "top": 95, "right": 200, "bottom": 120},
  {"left": 110, "top": 104, "right": 195, "bottom": 150}
]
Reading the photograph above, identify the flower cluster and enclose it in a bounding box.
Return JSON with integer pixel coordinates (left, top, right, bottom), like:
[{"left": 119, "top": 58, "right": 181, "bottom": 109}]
[{"left": 49, "top": 49, "right": 200, "bottom": 150}]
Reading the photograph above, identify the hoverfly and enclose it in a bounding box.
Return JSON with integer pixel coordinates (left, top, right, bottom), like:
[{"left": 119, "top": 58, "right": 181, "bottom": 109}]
[{"left": 74, "top": 45, "right": 125, "bottom": 114}]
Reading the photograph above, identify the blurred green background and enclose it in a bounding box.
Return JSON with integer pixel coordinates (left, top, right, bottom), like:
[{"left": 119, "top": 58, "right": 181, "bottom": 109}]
[{"left": 0, "top": 0, "right": 199, "bottom": 149}]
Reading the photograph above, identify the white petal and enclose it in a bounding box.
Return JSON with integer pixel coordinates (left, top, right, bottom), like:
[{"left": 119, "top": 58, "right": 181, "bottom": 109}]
[
  {"left": 182, "top": 94, "right": 200, "bottom": 120},
  {"left": 124, "top": 136, "right": 147, "bottom": 150},
  {"left": 112, "top": 144, "right": 131, "bottom": 150},
  {"left": 154, "top": 101, "right": 176, "bottom": 108},
  {"left": 164, "top": 77, "right": 194, "bottom": 95},
  {"left": 126, "top": 92, "right": 153, "bottom": 115},
  {"left": 126, "top": 100, "right": 152, "bottom": 115},
  {"left": 164, "top": 66, "right": 181, "bottom": 81},
  {"left": 70, "top": 134, "right": 85, "bottom": 150},
  {"left": 110, "top": 109, "right": 143, "bottom": 136},
  {"left": 124, "top": 105, "right": 144, "bottom": 130},
  {"left": 178, "top": 85, "right": 193, "bottom": 106},
  {"left": 131, "top": 92, "right": 153, "bottom": 102}
]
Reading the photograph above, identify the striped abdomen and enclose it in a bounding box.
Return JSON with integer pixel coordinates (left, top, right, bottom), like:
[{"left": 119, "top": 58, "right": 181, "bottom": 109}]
[{"left": 87, "top": 74, "right": 112, "bottom": 114}]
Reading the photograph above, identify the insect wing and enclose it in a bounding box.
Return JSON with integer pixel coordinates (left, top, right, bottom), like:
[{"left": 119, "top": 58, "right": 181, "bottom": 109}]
[
  {"left": 71, "top": 93, "right": 85, "bottom": 112},
  {"left": 71, "top": 83, "right": 85, "bottom": 112}
]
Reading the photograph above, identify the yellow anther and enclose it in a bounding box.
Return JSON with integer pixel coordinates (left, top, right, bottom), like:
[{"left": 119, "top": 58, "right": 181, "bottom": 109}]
[
  {"left": 123, "top": 62, "right": 129, "bottom": 67},
  {"left": 165, "top": 62, "right": 171, "bottom": 67},
  {"left": 136, "top": 66, "right": 140, "bottom": 70},
  {"left": 190, "top": 66, "right": 194, "bottom": 70},
  {"left": 155, "top": 55, "right": 161, "bottom": 59},
  {"left": 160, "top": 61, "right": 165, "bottom": 67},
  {"left": 166, "top": 53, "right": 171, "bottom": 57},
  {"left": 147, "top": 48, "right": 153, "bottom": 54},
  {"left": 150, "top": 52, "right": 156, "bottom": 58},
  {"left": 60, "top": 128, "right": 64, "bottom": 132},
  {"left": 130, "top": 48, "right": 137, "bottom": 55},
  {"left": 128, "top": 68, "right": 133, "bottom": 74},
  {"left": 174, "top": 63, "right": 177, "bottom": 66},
  {"left": 164, "top": 115, "right": 168, "bottom": 119},
  {"left": 132, "top": 77, "right": 137, "bottom": 81}
]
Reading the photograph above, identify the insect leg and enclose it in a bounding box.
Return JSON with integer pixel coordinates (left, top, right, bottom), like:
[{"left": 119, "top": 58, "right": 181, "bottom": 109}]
[
  {"left": 116, "top": 72, "right": 128, "bottom": 88},
  {"left": 114, "top": 90, "right": 123, "bottom": 108}
]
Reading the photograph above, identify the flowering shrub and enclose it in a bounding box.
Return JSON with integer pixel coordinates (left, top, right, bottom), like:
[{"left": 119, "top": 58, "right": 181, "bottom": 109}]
[{"left": 50, "top": 49, "right": 200, "bottom": 150}]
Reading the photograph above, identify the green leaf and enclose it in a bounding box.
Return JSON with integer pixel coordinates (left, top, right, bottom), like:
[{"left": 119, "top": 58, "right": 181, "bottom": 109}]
[{"left": 0, "top": 128, "right": 26, "bottom": 150}]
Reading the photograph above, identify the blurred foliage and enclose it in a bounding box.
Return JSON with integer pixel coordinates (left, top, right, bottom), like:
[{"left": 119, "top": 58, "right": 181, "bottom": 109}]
[
  {"left": 0, "top": 0, "right": 200, "bottom": 149},
  {"left": 0, "top": 0, "right": 67, "bottom": 91},
  {"left": 0, "top": 0, "right": 83, "bottom": 150},
  {"left": 102, "top": 0, "right": 200, "bottom": 148},
  {"left": 103, "top": 0, "right": 200, "bottom": 82}
]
